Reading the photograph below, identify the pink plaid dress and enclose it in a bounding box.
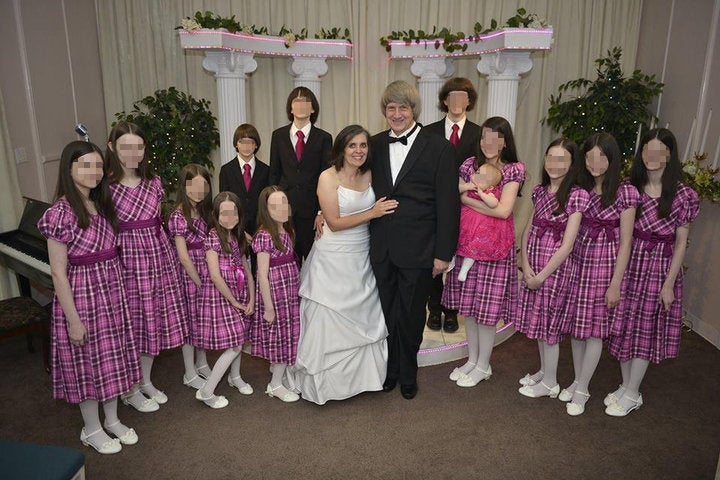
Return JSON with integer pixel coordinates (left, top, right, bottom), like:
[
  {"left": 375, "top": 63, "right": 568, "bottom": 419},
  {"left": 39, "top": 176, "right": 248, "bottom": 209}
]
[
  {"left": 251, "top": 230, "right": 300, "bottom": 364},
  {"left": 195, "top": 229, "right": 251, "bottom": 350},
  {"left": 167, "top": 210, "right": 209, "bottom": 342},
  {"left": 110, "top": 177, "right": 187, "bottom": 355},
  {"left": 562, "top": 182, "right": 640, "bottom": 339},
  {"left": 38, "top": 198, "right": 141, "bottom": 404},
  {"left": 442, "top": 159, "right": 526, "bottom": 325},
  {"left": 608, "top": 184, "right": 699, "bottom": 363},
  {"left": 516, "top": 185, "right": 590, "bottom": 345}
]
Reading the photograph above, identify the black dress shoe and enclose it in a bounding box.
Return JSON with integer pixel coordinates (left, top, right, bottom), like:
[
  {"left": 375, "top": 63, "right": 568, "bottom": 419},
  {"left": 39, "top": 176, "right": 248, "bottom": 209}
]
[
  {"left": 382, "top": 378, "right": 397, "bottom": 392},
  {"left": 400, "top": 383, "right": 418, "bottom": 400},
  {"left": 426, "top": 311, "right": 442, "bottom": 330},
  {"left": 443, "top": 312, "right": 459, "bottom": 333}
]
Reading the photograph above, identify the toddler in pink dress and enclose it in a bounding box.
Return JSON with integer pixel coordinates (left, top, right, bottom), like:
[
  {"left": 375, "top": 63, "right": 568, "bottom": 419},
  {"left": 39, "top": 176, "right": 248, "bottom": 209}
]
[{"left": 455, "top": 163, "right": 513, "bottom": 281}]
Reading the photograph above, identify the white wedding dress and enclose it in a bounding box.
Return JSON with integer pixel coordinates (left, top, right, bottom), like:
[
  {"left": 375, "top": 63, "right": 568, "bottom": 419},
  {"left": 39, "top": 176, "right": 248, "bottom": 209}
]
[{"left": 288, "top": 184, "right": 388, "bottom": 405}]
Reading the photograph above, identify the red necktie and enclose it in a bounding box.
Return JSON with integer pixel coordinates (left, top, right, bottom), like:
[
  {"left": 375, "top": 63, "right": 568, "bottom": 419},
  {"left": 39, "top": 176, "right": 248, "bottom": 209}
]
[
  {"left": 295, "top": 130, "right": 305, "bottom": 162},
  {"left": 243, "top": 163, "right": 252, "bottom": 191},
  {"left": 449, "top": 123, "right": 460, "bottom": 147}
]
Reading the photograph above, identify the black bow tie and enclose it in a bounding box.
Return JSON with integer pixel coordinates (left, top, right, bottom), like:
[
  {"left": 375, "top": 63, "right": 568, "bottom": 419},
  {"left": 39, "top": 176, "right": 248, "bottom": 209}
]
[{"left": 389, "top": 123, "right": 420, "bottom": 145}]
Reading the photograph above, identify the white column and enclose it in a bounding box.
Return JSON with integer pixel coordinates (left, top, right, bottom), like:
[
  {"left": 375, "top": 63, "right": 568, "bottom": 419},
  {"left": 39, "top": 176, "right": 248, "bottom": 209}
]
[
  {"left": 287, "top": 57, "right": 329, "bottom": 100},
  {"left": 202, "top": 51, "right": 257, "bottom": 164},
  {"left": 409, "top": 58, "right": 455, "bottom": 125},
  {"left": 477, "top": 51, "right": 534, "bottom": 129}
]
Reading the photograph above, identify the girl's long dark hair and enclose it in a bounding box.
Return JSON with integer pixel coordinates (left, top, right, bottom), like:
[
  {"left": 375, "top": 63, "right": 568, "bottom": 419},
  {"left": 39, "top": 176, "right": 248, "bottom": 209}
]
[
  {"left": 174, "top": 164, "right": 213, "bottom": 234},
  {"left": 474, "top": 116, "right": 519, "bottom": 169},
  {"left": 579, "top": 132, "right": 623, "bottom": 208},
  {"left": 105, "top": 122, "right": 155, "bottom": 183},
  {"left": 255, "top": 186, "right": 295, "bottom": 253},
  {"left": 541, "top": 138, "right": 582, "bottom": 215},
  {"left": 56, "top": 141, "right": 118, "bottom": 231},
  {"left": 630, "top": 128, "right": 682, "bottom": 219},
  {"left": 211, "top": 191, "right": 245, "bottom": 254}
]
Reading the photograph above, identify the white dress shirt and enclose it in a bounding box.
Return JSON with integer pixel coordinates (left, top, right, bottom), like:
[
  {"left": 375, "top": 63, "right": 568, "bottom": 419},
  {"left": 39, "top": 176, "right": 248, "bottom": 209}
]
[
  {"left": 389, "top": 123, "right": 420, "bottom": 184},
  {"left": 444, "top": 116, "right": 467, "bottom": 141},
  {"left": 290, "top": 123, "right": 312, "bottom": 153}
]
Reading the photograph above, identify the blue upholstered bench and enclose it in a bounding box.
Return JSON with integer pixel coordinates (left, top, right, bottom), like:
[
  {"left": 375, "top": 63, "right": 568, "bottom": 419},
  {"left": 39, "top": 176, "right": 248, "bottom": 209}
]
[{"left": 0, "top": 440, "right": 85, "bottom": 480}]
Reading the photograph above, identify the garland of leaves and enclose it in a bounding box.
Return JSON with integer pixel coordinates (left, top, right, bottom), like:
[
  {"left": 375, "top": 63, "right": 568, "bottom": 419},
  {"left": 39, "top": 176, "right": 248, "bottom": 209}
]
[
  {"left": 379, "top": 8, "right": 546, "bottom": 53},
  {"left": 178, "top": 11, "right": 351, "bottom": 48}
]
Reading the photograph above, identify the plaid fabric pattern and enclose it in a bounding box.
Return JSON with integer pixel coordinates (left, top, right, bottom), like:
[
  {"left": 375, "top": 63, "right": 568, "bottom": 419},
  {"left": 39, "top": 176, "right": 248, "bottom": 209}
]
[
  {"left": 516, "top": 185, "right": 590, "bottom": 345},
  {"left": 251, "top": 230, "right": 300, "bottom": 364},
  {"left": 168, "top": 210, "right": 209, "bottom": 342},
  {"left": 195, "top": 229, "right": 250, "bottom": 350},
  {"left": 110, "top": 177, "right": 187, "bottom": 355},
  {"left": 608, "top": 185, "right": 699, "bottom": 363},
  {"left": 442, "top": 160, "right": 525, "bottom": 325},
  {"left": 38, "top": 199, "right": 141, "bottom": 404},
  {"left": 457, "top": 184, "right": 514, "bottom": 260},
  {"left": 562, "top": 182, "right": 640, "bottom": 339}
]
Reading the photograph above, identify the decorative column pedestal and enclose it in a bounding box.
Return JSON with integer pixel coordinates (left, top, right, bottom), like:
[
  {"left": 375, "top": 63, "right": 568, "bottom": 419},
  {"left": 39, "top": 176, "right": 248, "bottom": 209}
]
[
  {"left": 477, "top": 51, "right": 534, "bottom": 128},
  {"left": 410, "top": 58, "right": 456, "bottom": 125},
  {"left": 179, "top": 30, "right": 352, "bottom": 164},
  {"left": 202, "top": 52, "right": 257, "bottom": 163},
  {"left": 288, "top": 57, "right": 329, "bottom": 99},
  {"left": 387, "top": 28, "right": 553, "bottom": 128}
]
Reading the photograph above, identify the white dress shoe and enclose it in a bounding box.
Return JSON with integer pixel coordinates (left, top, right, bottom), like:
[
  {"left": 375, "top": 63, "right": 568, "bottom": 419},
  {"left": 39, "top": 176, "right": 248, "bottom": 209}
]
[
  {"left": 195, "top": 389, "right": 229, "bottom": 409},
  {"left": 449, "top": 363, "right": 475, "bottom": 381},
  {"left": 80, "top": 428, "right": 122, "bottom": 454},
  {"left": 605, "top": 393, "right": 643, "bottom": 417},
  {"left": 120, "top": 391, "right": 159, "bottom": 413},
  {"left": 228, "top": 375, "right": 254, "bottom": 395},
  {"left": 104, "top": 420, "right": 138, "bottom": 445},
  {"left": 566, "top": 390, "right": 591, "bottom": 416},
  {"left": 265, "top": 384, "right": 300, "bottom": 402},
  {"left": 456, "top": 365, "right": 492, "bottom": 387},
  {"left": 518, "top": 381, "right": 560, "bottom": 398}
]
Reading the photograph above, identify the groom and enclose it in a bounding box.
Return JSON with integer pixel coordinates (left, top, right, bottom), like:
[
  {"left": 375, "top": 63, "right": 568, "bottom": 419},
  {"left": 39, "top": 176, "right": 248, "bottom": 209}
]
[{"left": 370, "top": 81, "right": 460, "bottom": 399}]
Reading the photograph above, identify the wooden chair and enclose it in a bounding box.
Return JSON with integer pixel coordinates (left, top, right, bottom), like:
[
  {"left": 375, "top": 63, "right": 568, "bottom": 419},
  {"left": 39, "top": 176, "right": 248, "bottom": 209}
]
[{"left": 0, "top": 296, "right": 50, "bottom": 372}]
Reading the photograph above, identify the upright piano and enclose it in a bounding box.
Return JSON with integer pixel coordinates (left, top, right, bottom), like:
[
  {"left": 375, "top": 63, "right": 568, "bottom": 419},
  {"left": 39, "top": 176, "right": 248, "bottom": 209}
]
[{"left": 0, "top": 197, "right": 53, "bottom": 295}]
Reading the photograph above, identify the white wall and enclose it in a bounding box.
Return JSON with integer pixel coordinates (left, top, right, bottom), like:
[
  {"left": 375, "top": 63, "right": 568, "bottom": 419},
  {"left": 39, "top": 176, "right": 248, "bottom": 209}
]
[
  {"left": 636, "top": 0, "right": 720, "bottom": 348},
  {"left": 0, "top": 0, "right": 107, "bottom": 203}
]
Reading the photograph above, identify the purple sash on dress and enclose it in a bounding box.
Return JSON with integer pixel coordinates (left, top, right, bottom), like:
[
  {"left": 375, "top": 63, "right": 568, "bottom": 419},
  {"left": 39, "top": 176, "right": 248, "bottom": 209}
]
[
  {"left": 582, "top": 217, "right": 619, "bottom": 242},
  {"left": 633, "top": 227, "right": 675, "bottom": 257},
  {"left": 532, "top": 218, "right": 565, "bottom": 242},
  {"left": 118, "top": 216, "right": 162, "bottom": 236},
  {"left": 220, "top": 263, "right": 246, "bottom": 290},
  {"left": 269, "top": 252, "right": 298, "bottom": 267},
  {"left": 185, "top": 241, "right": 204, "bottom": 250},
  {"left": 67, "top": 247, "right": 119, "bottom": 266}
]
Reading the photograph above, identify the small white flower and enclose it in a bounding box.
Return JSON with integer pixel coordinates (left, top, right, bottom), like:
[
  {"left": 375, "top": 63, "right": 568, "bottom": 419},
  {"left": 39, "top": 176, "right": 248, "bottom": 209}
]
[
  {"left": 683, "top": 163, "right": 697, "bottom": 176},
  {"left": 282, "top": 32, "right": 296, "bottom": 47},
  {"left": 180, "top": 18, "right": 201, "bottom": 31}
]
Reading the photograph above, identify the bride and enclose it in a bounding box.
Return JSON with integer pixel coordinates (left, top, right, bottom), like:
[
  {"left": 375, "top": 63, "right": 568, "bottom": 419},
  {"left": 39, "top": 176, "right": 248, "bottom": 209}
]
[{"left": 288, "top": 124, "right": 397, "bottom": 404}]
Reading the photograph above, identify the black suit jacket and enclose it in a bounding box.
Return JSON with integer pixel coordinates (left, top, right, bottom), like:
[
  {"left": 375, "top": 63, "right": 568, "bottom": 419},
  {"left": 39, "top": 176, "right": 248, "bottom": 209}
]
[
  {"left": 219, "top": 157, "right": 269, "bottom": 235},
  {"left": 268, "top": 124, "right": 332, "bottom": 218},
  {"left": 424, "top": 117, "right": 481, "bottom": 169},
  {"left": 369, "top": 127, "right": 460, "bottom": 268}
]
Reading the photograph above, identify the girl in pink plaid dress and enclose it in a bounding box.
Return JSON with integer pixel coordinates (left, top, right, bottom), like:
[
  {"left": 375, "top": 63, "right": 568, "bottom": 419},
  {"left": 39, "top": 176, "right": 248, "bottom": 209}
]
[
  {"left": 105, "top": 122, "right": 187, "bottom": 413},
  {"left": 252, "top": 186, "right": 301, "bottom": 402},
  {"left": 517, "top": 138, "right": 589, "bottom": 400},
  {"left": 38, "top": 141, "right": 141, "bottom": 454},
  {"left": 605, "top": 128, "right": 699, "bottom": 417},
  {"left": 557, "top": 133, "right": 639, "bottom": 416},
  {"left": 442, "top": 116, "right": 525, "bottom": 388},
  {"left": 168, "top": 164, "right": 214, "bottom": 390},
  {"left": 194, "top": 192, "right": 255, "bottom": 409}
]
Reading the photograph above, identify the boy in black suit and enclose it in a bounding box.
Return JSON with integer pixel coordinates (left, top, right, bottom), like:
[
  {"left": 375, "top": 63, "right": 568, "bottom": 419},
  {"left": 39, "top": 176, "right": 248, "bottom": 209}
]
[
  {"left": 219, "top": 123, "right": 269, "bottom": 241},
  {"left": 269, "top": 87, "right": 332, "bottom": 260},
  {"left": 423, "top": 77, "right": 481, "bottom": 333},
  {"left": 370, "top": 81, "right": 460, "bottom": 399}
]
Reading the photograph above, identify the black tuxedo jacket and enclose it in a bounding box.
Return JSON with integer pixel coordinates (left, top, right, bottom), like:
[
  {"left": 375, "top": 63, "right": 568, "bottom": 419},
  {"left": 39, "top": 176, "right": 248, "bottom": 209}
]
[
  {"left": 219, "top": 157, "right": 269, "bottom": 235},
  {"left": 369, "top": 127, "right": 460, "bottom": 268},
  {"left": 424, "top": 117, "right": 481, "bottom": 169},
  {"left": 268, "top": 124, "right": 332, "bottom": 218}
]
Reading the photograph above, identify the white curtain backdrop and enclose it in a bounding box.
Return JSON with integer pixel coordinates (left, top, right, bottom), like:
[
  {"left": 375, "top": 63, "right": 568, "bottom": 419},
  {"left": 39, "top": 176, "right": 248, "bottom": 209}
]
[
  {"left": 0, "top": 87, "right": 25, "bottom": 299},
  {"left": 96, "top": 0, "right": 642, "bottom": 224}
]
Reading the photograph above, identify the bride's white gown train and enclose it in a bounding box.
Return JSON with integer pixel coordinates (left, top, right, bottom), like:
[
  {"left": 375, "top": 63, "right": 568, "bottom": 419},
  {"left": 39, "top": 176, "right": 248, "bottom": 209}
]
[{"left": 288, "top": 184, "right": 388, "bottom": 405}]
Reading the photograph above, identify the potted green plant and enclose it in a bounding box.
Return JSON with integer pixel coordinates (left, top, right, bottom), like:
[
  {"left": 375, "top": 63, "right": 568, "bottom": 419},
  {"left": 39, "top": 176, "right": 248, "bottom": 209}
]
[
  {"left": 543, "top": 47, "right": 663, "bottom": 159},
  {"left": 113, "top": 87, "right": 219, "bottom": 197}
]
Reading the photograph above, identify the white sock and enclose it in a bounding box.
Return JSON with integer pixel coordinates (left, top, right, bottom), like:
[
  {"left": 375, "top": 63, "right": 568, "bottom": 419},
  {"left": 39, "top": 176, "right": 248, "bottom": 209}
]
[{"left": 458, "top": 257, "right": 475, "bottom": 282}]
